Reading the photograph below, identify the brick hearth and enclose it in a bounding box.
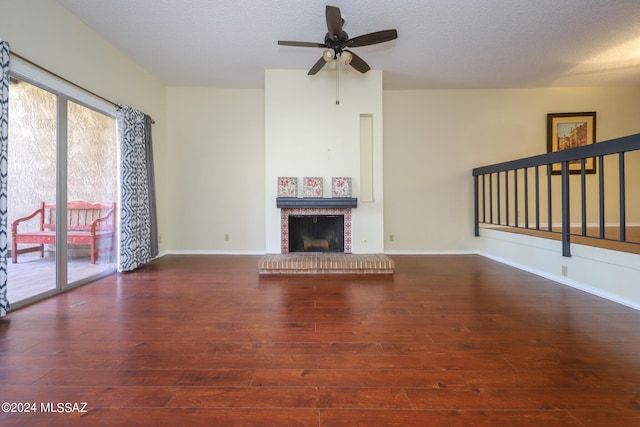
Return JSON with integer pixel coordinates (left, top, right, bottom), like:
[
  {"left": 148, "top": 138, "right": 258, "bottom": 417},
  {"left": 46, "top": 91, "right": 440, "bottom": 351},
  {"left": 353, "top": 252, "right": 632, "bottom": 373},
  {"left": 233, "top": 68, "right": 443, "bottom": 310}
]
[{"left": 258, "top": 253, "right": 394, "bottom": 275}]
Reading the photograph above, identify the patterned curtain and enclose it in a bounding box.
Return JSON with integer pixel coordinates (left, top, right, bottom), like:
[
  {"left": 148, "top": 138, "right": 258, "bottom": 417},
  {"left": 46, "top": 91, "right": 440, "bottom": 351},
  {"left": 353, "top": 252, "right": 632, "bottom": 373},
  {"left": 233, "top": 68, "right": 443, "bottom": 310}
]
[
  {"left": 0, "top": 40, "right": 10, "bottom": 316},
  {"left": 116, "top": 105, "right": 158, "bottom": 272}
]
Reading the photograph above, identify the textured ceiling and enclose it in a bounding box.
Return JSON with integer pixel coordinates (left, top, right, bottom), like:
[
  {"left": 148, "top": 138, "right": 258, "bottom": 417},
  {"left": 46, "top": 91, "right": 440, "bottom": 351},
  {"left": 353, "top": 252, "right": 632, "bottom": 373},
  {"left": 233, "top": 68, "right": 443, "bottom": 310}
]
[{"left": 56, "top": 0, "right": 640, "bottom": 90}]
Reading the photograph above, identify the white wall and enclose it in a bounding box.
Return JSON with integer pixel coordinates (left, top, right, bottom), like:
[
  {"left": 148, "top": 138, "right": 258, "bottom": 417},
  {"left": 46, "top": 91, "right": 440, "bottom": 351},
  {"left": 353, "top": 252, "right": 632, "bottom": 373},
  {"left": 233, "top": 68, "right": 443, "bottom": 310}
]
[
  {"left": 264, "top": 69, "right": 384, "bottom": 254},
  {"left": 165, "top": 87, "right": 265, "bottom": 253}
]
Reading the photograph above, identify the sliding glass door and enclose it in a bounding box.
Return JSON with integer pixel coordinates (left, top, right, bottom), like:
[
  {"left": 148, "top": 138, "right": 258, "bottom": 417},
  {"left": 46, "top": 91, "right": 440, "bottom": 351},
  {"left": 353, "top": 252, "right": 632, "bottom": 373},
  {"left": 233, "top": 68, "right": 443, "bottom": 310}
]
[
  {"left": 7, "top": 59, "right": 117, "bottom": 307},
  {"left": 66, "top": 100, "right": 117, "bottom": 284},
  {"left": 7, "top": 78, "right": 58, "bottom": 301}
]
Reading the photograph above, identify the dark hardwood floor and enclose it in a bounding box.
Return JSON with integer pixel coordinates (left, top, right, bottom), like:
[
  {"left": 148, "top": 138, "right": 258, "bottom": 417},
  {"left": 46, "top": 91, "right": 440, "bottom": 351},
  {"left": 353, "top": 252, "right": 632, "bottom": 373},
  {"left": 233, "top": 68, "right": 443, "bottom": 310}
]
[{"left": 1, "top": 255, "right": 639, "bottom": 426}]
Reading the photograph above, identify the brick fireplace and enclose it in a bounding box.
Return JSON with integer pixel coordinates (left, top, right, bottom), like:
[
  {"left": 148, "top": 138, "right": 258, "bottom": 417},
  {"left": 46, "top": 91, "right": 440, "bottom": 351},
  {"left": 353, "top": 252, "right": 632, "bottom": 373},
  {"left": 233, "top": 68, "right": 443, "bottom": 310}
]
[{"left": 260, "top": 197, "right": 394, "bottom": 275}]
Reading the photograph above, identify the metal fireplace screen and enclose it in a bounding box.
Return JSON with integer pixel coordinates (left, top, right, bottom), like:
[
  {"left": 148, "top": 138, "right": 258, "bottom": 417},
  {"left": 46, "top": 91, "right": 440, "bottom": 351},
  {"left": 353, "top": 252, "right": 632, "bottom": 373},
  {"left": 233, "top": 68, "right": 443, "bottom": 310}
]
[{"left": 288, "top": 215, "right": 344, "bottom": 253}]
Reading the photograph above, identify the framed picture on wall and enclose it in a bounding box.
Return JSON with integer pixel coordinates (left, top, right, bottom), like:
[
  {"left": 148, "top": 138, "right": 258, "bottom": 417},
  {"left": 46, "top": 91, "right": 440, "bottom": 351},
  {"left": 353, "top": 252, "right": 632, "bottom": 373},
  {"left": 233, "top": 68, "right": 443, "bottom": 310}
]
[{"left": 547, "top": 112, "right": 596, "bottom": 174}]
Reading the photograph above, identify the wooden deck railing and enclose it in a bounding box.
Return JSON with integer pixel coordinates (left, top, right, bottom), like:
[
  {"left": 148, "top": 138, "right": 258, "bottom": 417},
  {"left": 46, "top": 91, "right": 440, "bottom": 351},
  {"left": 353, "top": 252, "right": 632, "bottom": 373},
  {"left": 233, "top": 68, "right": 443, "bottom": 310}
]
[{"left": 472, "top": 133, "right": 640, "bottom": 257}]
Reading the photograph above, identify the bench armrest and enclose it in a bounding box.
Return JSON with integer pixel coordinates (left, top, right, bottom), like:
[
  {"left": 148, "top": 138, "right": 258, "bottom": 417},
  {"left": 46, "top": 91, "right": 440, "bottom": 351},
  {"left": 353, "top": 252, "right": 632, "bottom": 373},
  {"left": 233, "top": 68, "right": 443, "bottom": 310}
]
[
  {"left": 89, "top": 207, "right": 116, "bottom": 235},
  {"left": 11, "top": 204, "right": 45, "bottom": 235}
]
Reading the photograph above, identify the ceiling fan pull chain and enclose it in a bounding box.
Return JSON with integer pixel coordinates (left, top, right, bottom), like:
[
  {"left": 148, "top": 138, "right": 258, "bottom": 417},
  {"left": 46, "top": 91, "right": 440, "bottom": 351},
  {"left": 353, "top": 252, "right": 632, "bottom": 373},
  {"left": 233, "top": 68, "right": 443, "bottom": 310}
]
[{"left": 336, "top": 57, "right": 340, "bottom": 105}]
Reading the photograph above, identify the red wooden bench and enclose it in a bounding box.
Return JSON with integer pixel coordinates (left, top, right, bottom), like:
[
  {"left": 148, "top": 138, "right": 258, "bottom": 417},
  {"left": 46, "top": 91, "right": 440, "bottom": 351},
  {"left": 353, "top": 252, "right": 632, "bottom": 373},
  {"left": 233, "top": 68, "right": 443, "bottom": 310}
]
[{"left": 11, "top": 200, "right": 116, "bottom": 264}]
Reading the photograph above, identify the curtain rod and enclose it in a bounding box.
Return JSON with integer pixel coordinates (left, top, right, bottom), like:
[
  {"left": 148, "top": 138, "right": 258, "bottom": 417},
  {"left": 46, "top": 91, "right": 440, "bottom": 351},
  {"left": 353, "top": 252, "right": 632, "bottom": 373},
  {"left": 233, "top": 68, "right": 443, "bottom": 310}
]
[{"left": 10, "top": 50, "right": 155, "bottom": 124}]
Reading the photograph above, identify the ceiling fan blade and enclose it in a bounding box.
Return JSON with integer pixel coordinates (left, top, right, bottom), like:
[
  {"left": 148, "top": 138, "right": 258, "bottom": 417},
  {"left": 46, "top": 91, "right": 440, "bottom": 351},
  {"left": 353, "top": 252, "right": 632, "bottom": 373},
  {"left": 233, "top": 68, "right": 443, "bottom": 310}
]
[
  {"left": 326, "top": 5, "right": 343, "bottom": 37},
  {"left": 347, "top": 29, "right": 398, "bottom": 47},
  {"left": 308, "top": 56, "right": 327, "bottom": 75},
  {"left": 278, "top": 40, "right": 325, "bottom": 48},
  {"left": 345, "top": 50, "right": 371, "bottom": 74}
]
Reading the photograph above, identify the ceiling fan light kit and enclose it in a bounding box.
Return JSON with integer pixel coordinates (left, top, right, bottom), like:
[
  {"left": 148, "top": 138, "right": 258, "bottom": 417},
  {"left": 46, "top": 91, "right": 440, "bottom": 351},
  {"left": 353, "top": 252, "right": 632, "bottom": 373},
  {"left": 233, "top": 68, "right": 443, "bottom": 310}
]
[
  {"left": 278, "top": 5, "right": 397, "bottom": 76},
  {"left": 323, "top": 48, "right": 336, "bottom": 62},
  {"left": 341, "top": 50, "right": 353, "bottom": 65}
]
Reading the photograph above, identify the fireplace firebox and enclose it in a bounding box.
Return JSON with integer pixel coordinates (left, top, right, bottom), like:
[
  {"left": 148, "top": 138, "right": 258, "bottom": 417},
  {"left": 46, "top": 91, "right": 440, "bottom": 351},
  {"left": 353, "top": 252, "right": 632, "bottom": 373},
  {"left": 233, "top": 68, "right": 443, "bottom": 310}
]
[{"left": 288, "top": 215, "right": 344, "bottom": 253}]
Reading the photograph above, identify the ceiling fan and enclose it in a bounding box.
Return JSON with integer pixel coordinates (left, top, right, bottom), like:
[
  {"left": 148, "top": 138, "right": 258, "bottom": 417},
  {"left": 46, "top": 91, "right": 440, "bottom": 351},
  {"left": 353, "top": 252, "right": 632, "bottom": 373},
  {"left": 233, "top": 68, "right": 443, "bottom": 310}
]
[{"left": 278, "top": 5, "right": 398, "bottom": 75}]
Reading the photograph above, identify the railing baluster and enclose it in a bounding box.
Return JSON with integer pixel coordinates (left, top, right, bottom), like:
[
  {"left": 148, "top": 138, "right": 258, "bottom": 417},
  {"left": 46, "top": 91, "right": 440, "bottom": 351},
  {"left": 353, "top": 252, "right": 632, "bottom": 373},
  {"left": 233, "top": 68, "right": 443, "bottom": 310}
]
[
  {"left": 581, "top": 158, "right": 587, "bottom": 236},
  {"left": 599, "top": 155, "right": 605, "bottom": 239},
  {"left": 561, "top": 161, "right": 571, "bottom": 257},
  {"left": 524, "top": 167, "right": 529, "bottom": 229},
  {"left": 535, "top": 166, "right": 540, "bottom": 230},
  {"left": 497, "top": 172, "right": 501, "bottom": 225},
  {"left": 474, "top": 175, "right": 479, "bottom": 236},
  {"left": 619, "top": 152, "right": 626, "bottom": 242},
  {"left": 482, "top": 174, "right": 486, "bottom": 223},
  {"left": 505, "top": 170, "right": 510, "bottom": 226},
  {"left": 489, "top": 173, "right": 493, "bottom": 224},
  {"left": 514, "top": 169, "right": 519, "bottom": 228},
  {"left": 547, "top": 164, "right": 552, "bottom": 232}
]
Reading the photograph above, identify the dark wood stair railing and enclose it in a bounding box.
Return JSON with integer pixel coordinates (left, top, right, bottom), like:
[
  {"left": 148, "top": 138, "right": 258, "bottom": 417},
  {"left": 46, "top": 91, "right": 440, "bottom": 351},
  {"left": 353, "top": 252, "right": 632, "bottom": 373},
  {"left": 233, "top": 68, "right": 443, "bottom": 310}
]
[{"left": 472, "top": 133, "right": 640, "bottom": 257}]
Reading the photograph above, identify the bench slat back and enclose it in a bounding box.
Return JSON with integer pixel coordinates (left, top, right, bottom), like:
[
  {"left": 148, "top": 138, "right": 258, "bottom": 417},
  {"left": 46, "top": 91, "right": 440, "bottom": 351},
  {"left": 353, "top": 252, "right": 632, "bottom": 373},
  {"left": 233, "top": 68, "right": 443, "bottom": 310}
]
[{"left": 42, "top": 201, "right": 115, "bottom": 231}]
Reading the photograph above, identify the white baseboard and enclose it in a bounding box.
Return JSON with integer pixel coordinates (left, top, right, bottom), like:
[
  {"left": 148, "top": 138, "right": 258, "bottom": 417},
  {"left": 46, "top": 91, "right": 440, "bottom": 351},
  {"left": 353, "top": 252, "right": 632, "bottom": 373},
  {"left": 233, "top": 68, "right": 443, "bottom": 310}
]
[
  {"left": 384, "top": 249, "right": 477, "bottom": 255},
  {"left": 165, "top": 249, "right": 266, "bottom": 256},
  {"left": 478, "top": 250, "right": 640, "bottom": 312}
]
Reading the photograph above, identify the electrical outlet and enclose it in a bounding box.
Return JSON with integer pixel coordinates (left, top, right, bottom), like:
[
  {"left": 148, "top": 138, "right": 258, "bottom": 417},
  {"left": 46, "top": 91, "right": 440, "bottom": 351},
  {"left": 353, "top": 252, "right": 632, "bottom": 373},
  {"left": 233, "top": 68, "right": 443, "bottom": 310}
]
[
  {"left": 224, "top": 234, "right": 229, "bottom": 241},
  {"left": 389, "top": 234, "right": 394, "bottom": 242},
  {"left": 561, "top": 265, "right": 568, "bottom": 277}
]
